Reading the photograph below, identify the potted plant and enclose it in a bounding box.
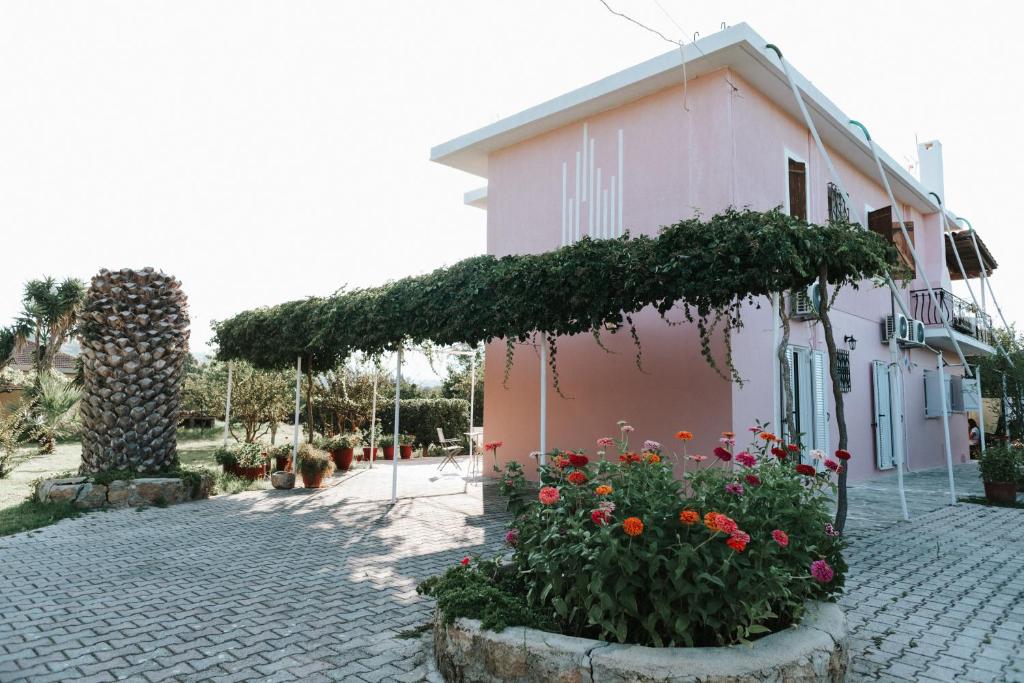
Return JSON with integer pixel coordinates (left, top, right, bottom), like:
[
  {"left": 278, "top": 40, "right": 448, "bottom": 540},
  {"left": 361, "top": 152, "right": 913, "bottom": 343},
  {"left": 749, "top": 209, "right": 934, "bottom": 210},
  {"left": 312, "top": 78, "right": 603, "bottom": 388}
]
[
  {"left": 379, "top": 434, "right": 396, "bottom": 460},
  {"left": 233, "top": 442, "right": 268, "bottom": 480},
  {"left": 268, "top": 443, "right": 292, "bottom": 472},
  {"left": 213, "top": 445, "right": 238, "bottom": 476},
  {"left": 362, "top": 424, "right": 381, "bottom": 462},
  {"left": 320, "top": 432, "right": 358, "bottom": 471},
  {"left": 399, "top": 434, "right": 416, "bottom": 459},
  {"left": 979, "top": 445, "right": 1021, "bottom": 505},
  {"left": 298, "top": 444, "right": 335, "bottom": 489}
]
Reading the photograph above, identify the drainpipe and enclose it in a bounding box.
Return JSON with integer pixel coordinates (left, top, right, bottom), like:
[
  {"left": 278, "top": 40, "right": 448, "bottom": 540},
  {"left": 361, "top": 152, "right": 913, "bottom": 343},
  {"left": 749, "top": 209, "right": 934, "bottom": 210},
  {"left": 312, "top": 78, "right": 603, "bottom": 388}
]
[
  {"left": 976, "top": 365, "right": 987, "bottom": 455},
  {"left": 889, "top": 329, "right": 909, "bottom": 521}
]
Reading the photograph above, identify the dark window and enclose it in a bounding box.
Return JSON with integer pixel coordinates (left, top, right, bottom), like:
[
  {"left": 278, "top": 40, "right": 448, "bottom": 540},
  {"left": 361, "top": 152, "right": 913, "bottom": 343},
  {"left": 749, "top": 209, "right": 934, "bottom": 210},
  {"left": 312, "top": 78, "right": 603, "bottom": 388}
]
[
  {"left": 868, "top": 206, "right": 915, "bottom": 276},
  {"left": 827, "top": 182, "right": 849, "bottom": 223},
  {"left": 837, "top": 350, "right": 851, "bottom": 393},
  {"left": 788, "top": 158, "right": 807, "bottom": 221}
]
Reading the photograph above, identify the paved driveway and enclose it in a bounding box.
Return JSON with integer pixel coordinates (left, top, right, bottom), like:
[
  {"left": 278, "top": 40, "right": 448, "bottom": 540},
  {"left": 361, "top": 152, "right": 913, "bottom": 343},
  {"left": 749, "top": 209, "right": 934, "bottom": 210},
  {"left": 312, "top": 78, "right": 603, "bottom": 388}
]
[{"left": 1, "top": 458, "right": 1022, "bottom": 682}]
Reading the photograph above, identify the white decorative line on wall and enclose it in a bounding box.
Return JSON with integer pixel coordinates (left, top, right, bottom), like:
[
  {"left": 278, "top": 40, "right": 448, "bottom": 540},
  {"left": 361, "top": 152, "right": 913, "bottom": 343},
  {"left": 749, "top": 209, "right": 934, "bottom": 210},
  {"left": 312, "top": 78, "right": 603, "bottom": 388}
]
[{"left": 561, "top": 123, "right": 624, "bottom": 246}]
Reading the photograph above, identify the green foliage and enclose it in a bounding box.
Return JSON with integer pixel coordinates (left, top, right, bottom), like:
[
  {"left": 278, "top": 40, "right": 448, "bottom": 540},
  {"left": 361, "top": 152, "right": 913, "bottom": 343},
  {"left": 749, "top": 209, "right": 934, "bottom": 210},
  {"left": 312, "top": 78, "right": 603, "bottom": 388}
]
[
  {"left": 976, "top": 326, "right": 1024, "bottom": 439},
  {"left": 440, "top": 350, "right": 484, "bottom": 424},
  {"left": 0, "top": 400, "right": 32, "bottom": 478},
  {"left": 377, "top": 398, "right": 469, "bottom": 448},
  {"left": 297, "top": 445, "right": 335, "bottom": 477},
  {"left": 183, "top": 360, "right": 292, "bottom": 443},
  {"left": 977, "top": 444, "right": 1022, "bottom": 484},
  {"left": 418, "top": 557, "right": 556, "bottom": 633},
  {"left": 0, "top": 498, "right": 83, "bottom": 537},
  {"left": 214, "top": 209, "right": 899, "bottom": 387},
  {"left": 317, "top": 432, "right": 360, "bottom": 451},
  {"left": 15, "top": 276, "right": 86, "bottom": 374},
  {"left": 212, "top": 441, "right": 265, "bottom": 468},
  {"left": 398, "top": 433, "right": 416, "bottom": 446},
  {"left": 429, "top": 423, "right": 846, "bottom": 647},
  {"left": 28, "top": 372, "right": 81, "bottom": 453}
]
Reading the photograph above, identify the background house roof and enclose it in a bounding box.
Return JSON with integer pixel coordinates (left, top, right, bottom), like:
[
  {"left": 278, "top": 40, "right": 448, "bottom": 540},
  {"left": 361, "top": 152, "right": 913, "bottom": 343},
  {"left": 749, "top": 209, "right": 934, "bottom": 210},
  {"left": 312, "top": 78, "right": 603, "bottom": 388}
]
[
  {"left": 430, "top": 22, "right": 951, "bottom": 217},
  {"left": 11, "top": 341, "right": 78, "bottom": 374}
]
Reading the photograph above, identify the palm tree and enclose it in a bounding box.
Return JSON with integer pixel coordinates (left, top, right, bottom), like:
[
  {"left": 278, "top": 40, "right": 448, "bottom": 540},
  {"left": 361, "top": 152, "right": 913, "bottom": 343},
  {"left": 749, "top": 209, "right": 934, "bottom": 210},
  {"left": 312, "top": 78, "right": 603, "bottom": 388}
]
[
  {"left": 29, "top": 372, "right": 81, "bottom": 454},
  {"left": 14, "top": 277, "right": 86, "bottom": 374}
]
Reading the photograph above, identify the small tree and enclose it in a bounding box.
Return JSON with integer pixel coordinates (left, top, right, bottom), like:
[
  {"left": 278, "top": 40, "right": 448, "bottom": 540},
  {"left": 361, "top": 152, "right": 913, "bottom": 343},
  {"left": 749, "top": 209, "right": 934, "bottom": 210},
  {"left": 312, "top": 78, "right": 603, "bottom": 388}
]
[
  {"left": 977, "top": 326, "right": 1024, "bottom": 439},
  {"left": 440, "top": 350, "right": 484, "bottom": 425},
  {"left": 29, "top": 372, "right": 81, "bottom": 454},
  {"left": 226, "top": 362, "right": 293, "bottom": 443},
  {"left": 15, "top": 276, "right": 86, "bottom": 375}
]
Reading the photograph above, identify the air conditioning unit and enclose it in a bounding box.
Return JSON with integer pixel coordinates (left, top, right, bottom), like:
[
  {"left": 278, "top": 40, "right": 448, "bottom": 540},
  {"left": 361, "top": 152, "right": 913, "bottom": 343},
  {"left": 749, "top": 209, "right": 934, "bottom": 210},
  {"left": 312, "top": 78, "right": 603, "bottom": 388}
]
[
  {"left": 790, "top": 283, "right": 820, "bottom": 320},
  {"left": 881, "top": 314, "right": 911, "bottom": 344},
  {"left": 905, "top": 319, "right": 926, "bottom": 347}
]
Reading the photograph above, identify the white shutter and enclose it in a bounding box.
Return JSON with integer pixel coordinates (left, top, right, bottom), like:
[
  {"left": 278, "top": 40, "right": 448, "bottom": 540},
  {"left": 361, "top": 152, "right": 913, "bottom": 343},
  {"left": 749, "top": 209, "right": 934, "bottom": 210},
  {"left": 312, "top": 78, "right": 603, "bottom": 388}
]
[
  {"left": 962, "top": 377, "right": 981, "bottom": 411},
  {"left": 811, "top": 350, "right": 829, "bottom": 457},
  {"left": 949, "top": 375, "right": 965, "bottom": 413},
  {"left": 872, "top": 360, "right": 894, "bottom": 470},
  {"left": 782, "top": 348, "right": 796, "bottom": 444},
  {"left": 924, "top": 370, "right": 945, "bottom": 418}
]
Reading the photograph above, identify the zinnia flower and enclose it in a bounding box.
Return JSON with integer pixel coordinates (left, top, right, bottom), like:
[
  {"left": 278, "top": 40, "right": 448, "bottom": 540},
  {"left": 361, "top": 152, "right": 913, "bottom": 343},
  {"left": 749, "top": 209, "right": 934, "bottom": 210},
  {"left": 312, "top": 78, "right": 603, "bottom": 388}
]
[
  {"left": 538, "top": 486, "right": 560, "bottom": 505},
  {"left": 708, "top": 513, "right": 737, "bottom": 535},
  {"left": 675, "top": 430, "right": 693, "bottom": 441},
  {"left": 758, "top": 431, "right": 778, "bottom": 442},
  {"left": 713, "top": 447, "right": 732, "bottom": 461},
  {"left": 642, "top": 439, "right": 662, "bottom": 452},
  {"left": 594, "top": 484, "right": 613, "bottom": 496},
  {"left": 567, "top": 470, "right": 588, "bottom": 485},
  {"left": 568, "top": 453, "right": 589, "bottom": 467},
  {"left": 679, "top": 509, "right": 699, "bottom": 525},
  {"left": 687, "top": 454, "right": 706, "bottom": 462},
  {"left": 796, "top": 464, "right": 816, "bottom": 476},
  {"left": 824, "top": 523, "right": 839, "bottom": 538},
  {"left": 744, "top": 474, "right": 761, "bottom": 487},
  {"left": 484, "top": 441, "right": 504, "bottom": 452},
  {"left": 727, "top": 530, "right": 750, "bottom": 552},
  {"left": 810, "top": 449, "right": 824, "bottom": 461},
  {"left": 704, "top": 512, "right": 720, "bottom": 531},
  {"left": 725, "top": 482, "right": 744, "bottom": 496},
  {"left": 719, "top": 436, "right": 736, "bottom": 446},
  {"left": 772, "top": 529, "right": 789, "bottom": 547},
  {"left": 505, "top": 529, "right": 519, "bottom": 546},
  {"left": 554, "top": 455, "right": 571, "bottom": 469},
  {"left": 597, "top": 437, "right": 615, "bottom": 448},
  {"left": 771, "top": 447, "right": 787, "bottom": 459},
  {"left": 735, "top": 451, "right": 756, "bottom": 467},
  {"left": 644, "top": 452, "right": 661, "bottom": 464},
  {"left": 824, "top": 459, "right": 840, "bottom": 472},
  {"left": 787, "top": 444, "right": 800, "bottom": 453},
  {"left": 599, "top": 500, "right": 616, "bottom": 513},
  {"left": 591, "top": 509, "right": 610, "bottom": 526},
  {"left": 622, "top": 517, "right": 644, "bottom": 536},
  {"left": 621, "top": 425, "right": 635, "bottom": 433},
  {"left": 835, "top": 449, "right": 851, "bottom": 461},
  {"left": 460, "top": 556, "right": 470, "bottom": 566},
  {"left": 810, "top": 559, "right": 834, "bottom": 583},
  {"left": 721, "top": 431, "right": 735, "bottom": 439}
]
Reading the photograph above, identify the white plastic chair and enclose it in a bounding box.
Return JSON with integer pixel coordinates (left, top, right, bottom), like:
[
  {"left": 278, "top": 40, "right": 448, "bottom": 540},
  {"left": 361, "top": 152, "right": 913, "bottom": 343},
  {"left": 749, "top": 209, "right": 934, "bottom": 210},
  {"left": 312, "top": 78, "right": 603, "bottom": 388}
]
[{"left": 436, "top": 428, "right": 463, "bottom": 471}]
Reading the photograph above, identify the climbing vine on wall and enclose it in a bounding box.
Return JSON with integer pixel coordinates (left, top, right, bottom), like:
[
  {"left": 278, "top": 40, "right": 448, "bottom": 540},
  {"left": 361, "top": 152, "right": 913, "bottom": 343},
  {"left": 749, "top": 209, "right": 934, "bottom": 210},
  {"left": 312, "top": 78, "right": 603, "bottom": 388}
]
[{"left": 213, "top": 208, "right": 901, "bottom": 390}]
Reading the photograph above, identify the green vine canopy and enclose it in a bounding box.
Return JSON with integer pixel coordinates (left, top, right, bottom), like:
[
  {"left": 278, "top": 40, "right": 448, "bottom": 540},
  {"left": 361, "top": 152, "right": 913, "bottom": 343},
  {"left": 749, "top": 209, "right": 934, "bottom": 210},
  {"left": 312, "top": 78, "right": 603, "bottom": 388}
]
[{"left": 213, "top": 208, "right": 901, "bottom": 389}]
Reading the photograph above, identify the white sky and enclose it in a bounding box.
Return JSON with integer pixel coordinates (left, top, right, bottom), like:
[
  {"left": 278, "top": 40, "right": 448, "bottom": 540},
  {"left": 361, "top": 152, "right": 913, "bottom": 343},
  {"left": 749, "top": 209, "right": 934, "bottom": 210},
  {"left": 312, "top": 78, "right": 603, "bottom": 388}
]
[{"left": 1, "top": 0, "right": 1020, "bottom": 381}]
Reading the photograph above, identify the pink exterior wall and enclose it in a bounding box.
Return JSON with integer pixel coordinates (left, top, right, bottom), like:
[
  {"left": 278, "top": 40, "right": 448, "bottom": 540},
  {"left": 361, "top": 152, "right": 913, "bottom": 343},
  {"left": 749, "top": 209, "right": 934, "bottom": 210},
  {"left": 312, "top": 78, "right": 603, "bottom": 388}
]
[{"left": 482, "top": 67, "right": 971, "bottom": 482}]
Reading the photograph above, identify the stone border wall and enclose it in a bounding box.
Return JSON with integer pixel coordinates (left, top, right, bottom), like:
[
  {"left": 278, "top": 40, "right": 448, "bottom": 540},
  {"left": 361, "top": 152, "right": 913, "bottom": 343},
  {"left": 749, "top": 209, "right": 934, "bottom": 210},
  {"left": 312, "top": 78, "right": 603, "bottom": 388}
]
[
  {"left": 434, "top": 601, "right": 847, "bottom": 682},
  {"left": 36, "top": 475, "right": 212, "bottom": 510}
]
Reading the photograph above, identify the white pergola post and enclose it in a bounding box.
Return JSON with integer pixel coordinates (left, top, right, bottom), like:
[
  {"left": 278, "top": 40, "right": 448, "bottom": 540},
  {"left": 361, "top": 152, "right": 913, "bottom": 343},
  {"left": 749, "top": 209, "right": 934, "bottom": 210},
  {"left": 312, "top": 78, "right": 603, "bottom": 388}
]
[
  {"left": 771, "top": 293, "right": 781, "bottom": 434},
  {"left": 369, "top": 370, "right": 378, "bottom": 468},
  {"left": 1003, "top": 373, "right": 1011, "bottom": 440},
  {"left": 888, "top": 334, "right": 909, "bottom": 521},
  {"left": 468, "top": 353, "right": 476, "bottom": 459},
  {"left": 936, "top": 352, "right": 957, "bottom": 505},
  {"left": 977, "top": 366, "right": 987, "bottom": 454},
  {"left": 390, "top": 347, "right": 403, "bottom": 504},
  {"left": 222, "top": 362, "right": 233, "bottom": 447},
  {"left": 292, "top": 355, "right": 302, "bottom": 471},
  {"left": 539, "top": 339, "right": 547, "bottom": 465}
]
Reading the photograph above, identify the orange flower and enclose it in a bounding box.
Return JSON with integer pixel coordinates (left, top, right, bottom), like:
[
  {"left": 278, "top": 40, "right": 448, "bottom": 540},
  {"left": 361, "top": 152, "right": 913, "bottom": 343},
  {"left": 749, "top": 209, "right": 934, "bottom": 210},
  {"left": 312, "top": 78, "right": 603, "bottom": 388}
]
[
  {"left": 644, "top": 452, "right": 661, "bottom": 464},
  {"left": 675, "top": 430, "right": 694, "bottom": 441},
  {"left": 721, "top": 431, "right": 735, "bottom": 438},
  {"left": 758, "top": 431, "right": 778, "bottom": 442},
  {"left": 623, "top": 517, "right": 644, "bottom": 536},
  {"left": 594, "top": 485, "right": 613, "bottom": 496},
  {"left": 679, "top": 509, "right": 699, "bottom": 525},
  {"left": 567, "top": 470, "right": 588, "bottom": 485},
  {"left": 703, "top": 512, "right": 721, "bottom": 532}
]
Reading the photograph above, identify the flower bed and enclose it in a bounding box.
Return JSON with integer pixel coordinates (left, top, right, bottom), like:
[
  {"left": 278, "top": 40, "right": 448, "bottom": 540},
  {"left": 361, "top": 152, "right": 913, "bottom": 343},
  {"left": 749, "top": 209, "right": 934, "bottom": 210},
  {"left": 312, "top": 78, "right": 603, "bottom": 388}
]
[{"left": 421, "top": 420, "right": 849, "bottom": 676}]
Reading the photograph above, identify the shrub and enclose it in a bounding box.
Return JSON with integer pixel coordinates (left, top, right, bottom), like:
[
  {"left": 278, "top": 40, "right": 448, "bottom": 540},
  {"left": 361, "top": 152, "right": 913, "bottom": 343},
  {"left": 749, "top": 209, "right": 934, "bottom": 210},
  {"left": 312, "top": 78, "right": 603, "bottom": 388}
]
[
  {"left": 399, "top": 433, "right": 416, "bottom": 446},
  {"left": 377, "top": 398, "right": 469, "bottom": 448},
  {"left": 978, "top": 445, "right": 1022, "bottom": 484},
  {"left": 378, "top": 434, "right": 395, "bottom": 447},
  {"left": 297, "top": 445, "right": 335, "bottom": 477},
  {"left": 213, "top": 442, "right": 265, "bottom": 468},
  {"left": 423, "top": 421, "right": 846, "bottom": 648}
]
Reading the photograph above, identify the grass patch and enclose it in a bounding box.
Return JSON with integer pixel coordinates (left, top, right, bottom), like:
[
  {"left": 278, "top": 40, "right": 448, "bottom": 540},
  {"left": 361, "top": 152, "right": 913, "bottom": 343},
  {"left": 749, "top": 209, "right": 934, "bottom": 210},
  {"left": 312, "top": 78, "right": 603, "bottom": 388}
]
[
  {"left": 214, "top": 472, "right": 271, "bottom": 495},
  {"left": 0, "top": 499, "right": 85, "bottom": 537},
  {"left": 959, "top": 495, "right": 1024, "bottom": 509}
]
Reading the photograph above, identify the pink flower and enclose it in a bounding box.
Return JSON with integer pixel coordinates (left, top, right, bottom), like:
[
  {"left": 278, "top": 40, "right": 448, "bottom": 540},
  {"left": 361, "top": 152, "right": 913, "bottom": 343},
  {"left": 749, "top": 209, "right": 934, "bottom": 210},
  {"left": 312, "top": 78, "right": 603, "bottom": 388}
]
[
  {"left": 621, "top": 425, "right": 635, "bottom": 433},
  {"left": 504, "top": 529, "right": 519, "bottom": 547},
  {"left": 713, "top": 447, "right": 732, "bottom": 462},
  {"left": 727, "top": 530, "right": 750, "bottom": 552},
  {"left": 591, "top": 508, "right": 610, "bottom": 526},
  {"left": 460, "top": 556, "right": 470, "bottom": 566},
  {"left": 824, "top": 523, "right": 839, "bottom": 538},
  {"left": 642, "top": 440, "right": 662, "bottom": 453},
  {"left": 810, "top": 559, "right": 834, "bottom": 583},
  {"left": 744, "top": 474, "right": 761, "bottom": 487},
  {"left": 824, "top": 459, "right": 840, "bottom": 472},
  {"left": 748, "top": 426, "right": 761, "bottom": 433},
  {"left": 725, "top": 482, "right": 744, "bottom": 496},
  {"left": 597, "top": 437, "right": 615, "bottom": 448},
  {"left": 735, "top": 451, "right": 756, "bottom": 467},
  {"left": 772, "top": 529, "right": 789, "bottom": 547},
  {"left": 718, "top": 436, "right": 736, "bottom": 446},
  {"left": 687, "top": 454, "right": 707, "bottom": 462},
  {"left": 538, "top": 486, "right": 560, "bottom": 505}
]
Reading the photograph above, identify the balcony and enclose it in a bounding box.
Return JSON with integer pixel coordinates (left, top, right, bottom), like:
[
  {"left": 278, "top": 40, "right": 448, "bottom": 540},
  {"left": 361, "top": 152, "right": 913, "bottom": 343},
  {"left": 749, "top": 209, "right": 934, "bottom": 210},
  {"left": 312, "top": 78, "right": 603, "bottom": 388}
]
[{"left": 910, "top": 288, "right": 994, "bottom": 355}]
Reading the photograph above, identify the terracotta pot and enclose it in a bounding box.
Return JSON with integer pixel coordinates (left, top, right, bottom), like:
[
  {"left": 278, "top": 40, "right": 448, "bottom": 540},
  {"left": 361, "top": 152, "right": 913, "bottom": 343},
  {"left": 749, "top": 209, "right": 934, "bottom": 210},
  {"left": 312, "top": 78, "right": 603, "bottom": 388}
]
[
  {"left": 331, "top": 447, "right": 354, "bottom": 471},
  {"left": 400, "top": 444, "right": 413, "bottom": 459},
  {"left": 274, "top": 454, "right": 292, "bottom": 472},
  {"left": 235, "top": 464, "right": 266, "bottom": 481},
  {"left": 301, "top": 469, "right": 327, "bottom": 489},
  {"left": 422, "top": 444, "right": 430, "bottom": 458},
  {"left": 984, "top": 481, "right": 1018, "bottom": 505},
  {"left": 361, "top": 447, "right": 378, "bottom": 462},
  {"left": 383, "top": 446, "right": 395, "bottom": 460}
]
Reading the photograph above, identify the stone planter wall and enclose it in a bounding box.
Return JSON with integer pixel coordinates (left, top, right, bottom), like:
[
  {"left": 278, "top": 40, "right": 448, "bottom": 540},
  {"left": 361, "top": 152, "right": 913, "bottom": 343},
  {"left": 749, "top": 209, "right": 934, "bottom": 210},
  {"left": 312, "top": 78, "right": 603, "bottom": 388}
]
[
  {"left": 434, "top": 601, "right": 848, "bottom": 683},
  {"left": 36, "top": 475, "right": 212, "bottom": 510}
]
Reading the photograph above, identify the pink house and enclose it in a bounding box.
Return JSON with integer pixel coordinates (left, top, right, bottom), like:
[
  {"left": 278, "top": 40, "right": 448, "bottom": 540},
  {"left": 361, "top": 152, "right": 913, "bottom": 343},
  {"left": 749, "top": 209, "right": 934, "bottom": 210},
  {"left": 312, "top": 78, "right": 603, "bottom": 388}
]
[{"left": 431, "top": 23, "right": 997, "bottom": 482}]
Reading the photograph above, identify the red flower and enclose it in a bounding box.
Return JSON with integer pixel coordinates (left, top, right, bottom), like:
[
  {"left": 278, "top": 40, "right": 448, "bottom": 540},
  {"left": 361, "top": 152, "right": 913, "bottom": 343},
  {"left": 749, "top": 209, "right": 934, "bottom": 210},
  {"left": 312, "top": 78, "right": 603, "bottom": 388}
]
[
  {"left": 772, "top": 529, "right": 789, "bottom": 548},
  {"left": 555, "top": 456, "right": 571, "bottom": 469},
  {"left": 713, "top": 447, "right": 732, "bottom": 462},
  {"left": 796, "top": 464, "right": 816, "bottom": 476},
  {"left": 771, "top": 447, "right": 787, "bottom": 459},
  {"left": 787, "top": 444, "right": 800, "bottom": 453},
  {"left": 591, "top": 509, "right": 610, "bottom": 526},
  {"left": 460, "top": 556, "right": 470, "bottom": 566},
  {"left": 568, "top": 453, "right": 589, "bottom": 467},
  {"left": 484, "top": 441, "right": 504, "bottom": 452},
  {"left": 835, "top": 449, "right": 852, "bottom": 461},
  {"left": 744, "top": 474, "right": 761, "bottom": 487},
  {"left": 727, "top": 530, "right": 750, "bottom": 552},
  {"left": 567, "top": 470, "right": 588, "bottom": 485},
  {"left": 824, "top": 459, "right": 840, "bottom": 472}
]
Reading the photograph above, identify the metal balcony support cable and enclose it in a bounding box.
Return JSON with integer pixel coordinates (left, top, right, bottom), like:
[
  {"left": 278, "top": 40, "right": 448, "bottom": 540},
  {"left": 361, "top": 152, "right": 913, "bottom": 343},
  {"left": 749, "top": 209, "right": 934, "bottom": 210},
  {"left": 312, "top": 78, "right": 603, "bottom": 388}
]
[
  {"left": 932, "top": 195, "right": 1011, "bottom": 365},
  {"left": 765, "top": 44, "right": 918, "bottom": 519},
  {"left": 958, "top": 216, "right": 1015, "bottom": 368}
]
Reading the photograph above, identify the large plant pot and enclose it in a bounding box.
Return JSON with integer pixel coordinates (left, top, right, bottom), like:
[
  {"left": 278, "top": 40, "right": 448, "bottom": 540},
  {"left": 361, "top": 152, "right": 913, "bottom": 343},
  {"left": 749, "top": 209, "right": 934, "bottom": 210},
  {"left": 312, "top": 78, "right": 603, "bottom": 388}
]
[
  {"left": 274, "top": 454, "right": 292, "bottom": 472},
  {"left": 331, "top": 447, "right": 354, "bottom": 471},
  {"left": 221, "top": 463, "right": 237, "bottom": 476},
  {"left": 361, "top": 447, "right": 378, "bottom": 462},
  {"left": 400, "top": 445, "right": 413, "bottom": 459},
  {"left": 301, "top": 470, "right": 327, "bottom": 489},
  {"left": 984, "top": 481, "right": 1018, "bottom": 505},
  {"left": 235, "top": 464, "right": 266, "bottom": 481},
  {"left": 383, "top": 446, "right": 395, "bottom": 460}
]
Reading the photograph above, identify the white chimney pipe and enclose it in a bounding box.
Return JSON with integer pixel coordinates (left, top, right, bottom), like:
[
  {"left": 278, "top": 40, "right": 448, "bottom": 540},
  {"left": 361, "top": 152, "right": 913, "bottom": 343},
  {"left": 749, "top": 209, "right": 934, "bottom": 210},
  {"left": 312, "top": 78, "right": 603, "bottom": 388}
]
[{"left": 918, "top": 139, "right": 945, "bottom": 205}]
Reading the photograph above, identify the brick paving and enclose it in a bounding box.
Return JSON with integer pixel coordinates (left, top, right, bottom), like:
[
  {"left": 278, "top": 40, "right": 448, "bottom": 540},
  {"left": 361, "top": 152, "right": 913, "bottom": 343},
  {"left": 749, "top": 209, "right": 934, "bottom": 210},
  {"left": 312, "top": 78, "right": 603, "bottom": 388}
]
[{"left": 0, "top": 457, "right": 1021, "bottom": 682}]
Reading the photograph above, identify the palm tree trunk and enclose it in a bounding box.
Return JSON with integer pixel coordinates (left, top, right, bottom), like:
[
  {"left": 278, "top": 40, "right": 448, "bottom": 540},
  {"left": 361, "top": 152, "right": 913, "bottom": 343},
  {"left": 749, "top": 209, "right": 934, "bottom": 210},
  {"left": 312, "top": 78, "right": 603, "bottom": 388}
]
[{"left": 817, "top": 266, "right": 849, "bottom": 533}]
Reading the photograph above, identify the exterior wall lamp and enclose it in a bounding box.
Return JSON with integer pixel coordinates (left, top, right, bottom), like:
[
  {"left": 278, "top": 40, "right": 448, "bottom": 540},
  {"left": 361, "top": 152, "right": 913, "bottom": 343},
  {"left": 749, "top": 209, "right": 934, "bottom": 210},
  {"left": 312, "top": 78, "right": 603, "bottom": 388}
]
[{"left": 844, "top": 335, "right": 857, "bottom": 351}]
